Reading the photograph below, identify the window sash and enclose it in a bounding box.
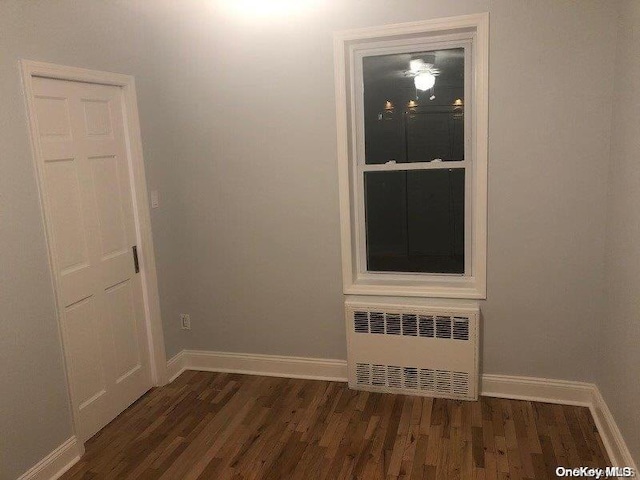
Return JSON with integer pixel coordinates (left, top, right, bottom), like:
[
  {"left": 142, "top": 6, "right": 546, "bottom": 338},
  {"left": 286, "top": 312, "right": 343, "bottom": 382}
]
[
  {"left": 359, "top": 161, "right": 468, "bottom": 172},
  {"left": 354, "top": 38, "right": 473, "bottom": 278}
]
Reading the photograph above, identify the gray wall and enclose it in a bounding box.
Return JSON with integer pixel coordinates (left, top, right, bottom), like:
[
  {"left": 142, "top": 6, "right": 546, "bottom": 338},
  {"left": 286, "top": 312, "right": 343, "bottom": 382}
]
[
  {"left": 481, "top": 0, "right": 616, "bottom": 380},
  {"left": 0, "top": 0, "right": 627, "bottom": 478},
  {"left": 170, "top": 0, "right": 617, "bottom": 382},
  {"left": 600, "top": 0, "right": 640, "bottom": 466}
]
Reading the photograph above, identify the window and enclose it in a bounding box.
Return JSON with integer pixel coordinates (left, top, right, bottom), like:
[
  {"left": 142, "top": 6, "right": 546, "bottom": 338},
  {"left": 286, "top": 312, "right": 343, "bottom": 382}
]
[
  {"left": 334, "top": 15, "right": 488, "bottom": 298},
  {"left": 362, "top": 47, "right": 466, "bottom": 275}
]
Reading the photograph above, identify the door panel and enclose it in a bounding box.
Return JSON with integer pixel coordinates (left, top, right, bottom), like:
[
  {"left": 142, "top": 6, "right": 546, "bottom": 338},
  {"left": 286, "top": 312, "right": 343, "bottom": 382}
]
[
  {"left": 31, "top": 76, "right": 151, "bottom": 441},
  {"left": 105, "top": 279, "right": 141, "bottom": 379},
  {"left": 34, "top": 95, "right": 72, "bottom": 138},
  {"left": 82, "top": 99, "right": 113, "bottom": 137},
  {"left": 42, "top": 158, "right": 89, "bottom": 270},
  {"left": 91, "top": 155, "right": 128, "bottom": 256},
  {"left": 64, "top": 297, "right": 106, "bottom": 407}
]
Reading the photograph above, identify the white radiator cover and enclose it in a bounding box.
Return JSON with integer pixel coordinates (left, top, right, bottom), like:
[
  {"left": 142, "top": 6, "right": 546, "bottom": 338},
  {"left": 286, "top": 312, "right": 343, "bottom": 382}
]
[{"left": 346, "top": 297, "right": 480, "bottom": 400}]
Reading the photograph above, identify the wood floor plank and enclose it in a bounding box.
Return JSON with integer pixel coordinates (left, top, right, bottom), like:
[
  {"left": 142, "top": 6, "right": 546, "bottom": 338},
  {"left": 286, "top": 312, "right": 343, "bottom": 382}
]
[{"left": 60, "top": 372, "right": 612, "bottom": 480}]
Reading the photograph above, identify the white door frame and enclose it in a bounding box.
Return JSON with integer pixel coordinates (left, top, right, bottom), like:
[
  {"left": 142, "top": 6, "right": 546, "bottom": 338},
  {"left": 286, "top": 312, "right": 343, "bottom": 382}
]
[{"left": 20, "top": 60, "right": 168, "bottom": 445}]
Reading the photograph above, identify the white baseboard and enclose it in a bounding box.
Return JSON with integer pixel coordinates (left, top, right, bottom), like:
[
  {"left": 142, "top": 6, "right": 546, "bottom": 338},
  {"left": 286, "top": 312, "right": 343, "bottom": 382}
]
[
  {"left": 17, "top": 436, "right": 82, "bottom": 480},
  {"left": 480, "top": 373, "right": 594, "bottom": 406},
  {"left": 590, "top": 388, "right": 638, "bottom": 473},
  {"left": 166, "top": 349, "right": 186, "bottom": 383},
  {"left": 166, "top": 350, "right": 636, "bottom": 473},
  {"left": 181, "top": 349, "right": 348, "bottom": 382}
]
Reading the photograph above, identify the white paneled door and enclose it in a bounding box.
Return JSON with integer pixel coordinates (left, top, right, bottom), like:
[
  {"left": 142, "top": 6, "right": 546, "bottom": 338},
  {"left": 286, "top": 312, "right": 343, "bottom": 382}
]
[{"left": 31, "top": 77, "right": 152, "bottom": 441}]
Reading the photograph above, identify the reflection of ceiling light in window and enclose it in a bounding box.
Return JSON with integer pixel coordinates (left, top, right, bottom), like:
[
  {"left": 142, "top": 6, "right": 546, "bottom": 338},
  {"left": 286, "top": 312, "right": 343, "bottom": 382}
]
[
  {"left": 454, "top": 98, "right": 463, "bottom": 106},
  {"left": 409, "top": 59, "right": 425, "bottom": 73},
  {"left": 414, "top": 72, "right": 436, "bottom": 91},
  {"left": 405, "top": 59, "right": 439, "bottom": 92}
]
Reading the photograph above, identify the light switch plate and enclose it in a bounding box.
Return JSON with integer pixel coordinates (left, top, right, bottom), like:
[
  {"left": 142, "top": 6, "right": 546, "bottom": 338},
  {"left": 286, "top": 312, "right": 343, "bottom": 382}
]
[{"left": 150, "top": 190, "right": 159, "bottom": 208}]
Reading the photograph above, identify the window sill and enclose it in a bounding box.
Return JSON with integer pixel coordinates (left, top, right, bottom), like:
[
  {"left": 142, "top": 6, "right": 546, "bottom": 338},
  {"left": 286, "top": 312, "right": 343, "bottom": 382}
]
[{"left": 344, "top": 276, "right": 486, "bottom": 299}]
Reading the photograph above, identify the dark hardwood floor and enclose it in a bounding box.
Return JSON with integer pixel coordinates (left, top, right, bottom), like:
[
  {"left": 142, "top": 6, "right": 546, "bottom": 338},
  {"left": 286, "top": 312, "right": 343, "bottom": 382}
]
[{"left": 61, "top": 371, "right": 611, "bottom": 479}]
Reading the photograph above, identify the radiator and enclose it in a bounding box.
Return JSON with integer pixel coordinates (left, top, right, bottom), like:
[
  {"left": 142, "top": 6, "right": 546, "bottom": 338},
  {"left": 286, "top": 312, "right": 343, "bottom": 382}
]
[{"left": 346, "top": 298, "right": 480, "bottom": 400}]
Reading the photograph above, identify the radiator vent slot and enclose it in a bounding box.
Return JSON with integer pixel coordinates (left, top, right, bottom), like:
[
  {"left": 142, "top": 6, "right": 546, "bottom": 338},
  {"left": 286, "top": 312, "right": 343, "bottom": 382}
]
[
  {"left": 370, "top": 312, "right": 385, "bottom": 334},
  {"left": 353, "top": 311, "right": 470, "bottom": 341},
  {"left": 436, "top": 370, "right": 452, "bottom": 391},
  {"left": 386, "top": 314, "right": 401, "bottom": 335},
  {"left": 453, "top": 317, "right": 470, "bottom": 340},
  {"left": 436, "top": 316, "right": 452, "bottom": 339},
  {"left": 420, "top": 368, "right": 435, "bottom": 391},
  {"left": 388, "top": 366, "right": 402, "bottom": 388},
  {"left": 453, "top": 372, "right": 469, "bottom": 395},
  {"left": 354, "top": 311, "right": 369, "bottom": 333},
  {"left": 372, "top": 364, "right": 386, "bottom": 386},
  {"left": 402, "top": 314, "right": 418, "bottom": 336},
  {"left": 354, "top": 363, "right": 471, "bottom": 398},
  {"left": 356, "top": 363, "right": 370, "bottom": 385},
  {"left": 404, "top": 367, "right": 418, "bottom": 389},
  {"left": 419, "top": 315, "right": 435, "bottom": 337}
]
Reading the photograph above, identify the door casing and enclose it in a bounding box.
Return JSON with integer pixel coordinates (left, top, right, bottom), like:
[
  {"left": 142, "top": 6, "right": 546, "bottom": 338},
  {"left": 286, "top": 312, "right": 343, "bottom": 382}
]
[{"left": 20, "top": 60, "right": 168, "bottom": 448}]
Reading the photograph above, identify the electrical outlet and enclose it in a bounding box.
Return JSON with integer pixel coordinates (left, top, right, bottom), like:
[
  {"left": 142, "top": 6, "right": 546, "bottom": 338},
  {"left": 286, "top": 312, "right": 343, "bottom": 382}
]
[{"left": 180, "top": 313, "right": 191, "bottom": 330}]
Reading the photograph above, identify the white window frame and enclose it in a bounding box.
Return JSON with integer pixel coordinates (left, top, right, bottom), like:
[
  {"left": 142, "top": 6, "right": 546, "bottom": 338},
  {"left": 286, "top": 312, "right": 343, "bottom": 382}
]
[{"left": 334, "top": 14, "right": 489, "bottom": 299}]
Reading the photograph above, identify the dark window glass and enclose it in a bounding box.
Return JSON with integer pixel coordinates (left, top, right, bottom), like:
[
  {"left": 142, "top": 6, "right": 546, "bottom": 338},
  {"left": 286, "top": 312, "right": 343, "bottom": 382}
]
[
  {"left": 363, "top": 48, "right": 465, "bottom": 164},
  {"left": 364, "top": 169, "right": 465, "bottom": 274}
]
